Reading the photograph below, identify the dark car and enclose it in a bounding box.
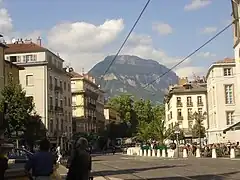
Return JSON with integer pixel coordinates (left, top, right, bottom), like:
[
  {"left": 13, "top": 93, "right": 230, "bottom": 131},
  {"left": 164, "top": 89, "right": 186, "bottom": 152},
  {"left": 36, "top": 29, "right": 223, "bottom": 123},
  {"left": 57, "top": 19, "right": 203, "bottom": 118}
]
[{"left": 8, "top": 148, "right": 33, "bottom": 163}]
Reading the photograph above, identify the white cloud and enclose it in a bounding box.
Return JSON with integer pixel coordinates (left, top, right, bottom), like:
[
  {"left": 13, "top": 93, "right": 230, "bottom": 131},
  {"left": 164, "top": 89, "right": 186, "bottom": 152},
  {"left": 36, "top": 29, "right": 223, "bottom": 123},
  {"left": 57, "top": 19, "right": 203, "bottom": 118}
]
[
  {"left": 202, "top": 26, "right": 217, "bottom": 34},
  {"left": 0, "top": 6, "right": 13, "bottom": 34},
  {"left": 46, "top": 19, "right": 124, "bottom": 71},
  {"left": 184, "top": 0, "right": 211, "bottom": 11},
  {"left": 152, "top": 22, "right": 173, "bottom": 35},
  {"left": 197, "top": 51, "right": 216, "bottom": 58},
  {"left": 175, "top": 66, "right": 206, "bottom": 78},
  {"left": 123, "top": 33, "right": 191, "bottom": 67}
]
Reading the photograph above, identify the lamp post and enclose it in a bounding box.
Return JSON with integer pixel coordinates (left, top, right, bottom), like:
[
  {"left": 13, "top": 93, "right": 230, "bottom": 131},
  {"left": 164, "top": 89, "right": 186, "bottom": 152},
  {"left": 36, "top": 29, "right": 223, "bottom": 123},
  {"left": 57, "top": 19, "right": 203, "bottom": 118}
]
[{"left": 174, "top": 127, "right": 180, "bottom": 158}]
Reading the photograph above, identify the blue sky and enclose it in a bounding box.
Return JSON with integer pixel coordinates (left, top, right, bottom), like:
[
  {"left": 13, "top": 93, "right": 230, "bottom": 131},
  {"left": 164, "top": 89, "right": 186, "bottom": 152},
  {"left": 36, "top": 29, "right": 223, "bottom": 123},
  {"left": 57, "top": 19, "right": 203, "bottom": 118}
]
[{"left": 0, "top": 0, "right": 234, "bottom": 77}]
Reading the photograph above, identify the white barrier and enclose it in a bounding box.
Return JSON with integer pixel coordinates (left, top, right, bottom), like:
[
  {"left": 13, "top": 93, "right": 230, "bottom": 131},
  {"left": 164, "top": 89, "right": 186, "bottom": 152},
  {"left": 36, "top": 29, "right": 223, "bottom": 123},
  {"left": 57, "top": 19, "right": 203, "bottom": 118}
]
[
  {"left": 139, "top": 149, "right": 143, "bottom": 156},
  {"left": 183, "top": 149, "right": 188, "bottom": 158},
  {"left": 157, "top": 149, "right": 161, "bottom": 157},
  {"left": 212, "top": 148, "right": 217, "bottom": 158},
  {"left": 196, "top": 149, "right": 201, "bottom": 158},
  {"left": 230, "top": 148, "right": 236, "bottom": 159},
  {"left": 152, "top": 150, "right": 156, "bottom": 157},
  {"left": 147, "top": 149, "right": 151, "bottom": 156},
  {"left": 162, "top": 149, "right": 166, "bottom": 157},
  {"left": 143, "top": 149, "right": 147, "bottom": 156}
]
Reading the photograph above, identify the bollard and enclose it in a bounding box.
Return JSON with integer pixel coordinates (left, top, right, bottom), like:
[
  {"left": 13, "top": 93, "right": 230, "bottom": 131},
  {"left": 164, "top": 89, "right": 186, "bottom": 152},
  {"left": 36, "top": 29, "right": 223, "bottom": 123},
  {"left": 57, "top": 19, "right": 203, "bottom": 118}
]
[
  {"left": 152, "top": 150, "right": 156, "bottom": 157},
  {"left": 230, "top": 148, "right": 236, "bottom": 159},
  {"left": 162, "top": 149, "right": 166, "bottom": 157},
  {"left": 147, "top": 149, "right": 151, "bottom": 156},
  {"left": 183, "top": 149, "right": 188, "bottom": 158},
  {"left": 157, "top": 149, "right": 161, "bottom": 157},
  {"left": 127, "top": 148, "right": 130, "bottom": 155},
  {"left": 212, "top": 148, "right": 217, "bottom": 158},
  {"left": 143, "top": 149, "right": 147, "bottom": 156},
  {"left": 139, "top": 149, "right": 143, "bottom": 156},
  {"left": 196, "top": 149, "right": 201, "bottom": 158}
]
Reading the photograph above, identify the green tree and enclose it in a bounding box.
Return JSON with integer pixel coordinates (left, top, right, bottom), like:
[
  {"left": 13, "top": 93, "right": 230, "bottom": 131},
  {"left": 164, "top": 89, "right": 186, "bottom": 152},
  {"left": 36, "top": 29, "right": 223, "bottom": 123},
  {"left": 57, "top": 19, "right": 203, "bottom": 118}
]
[
  {"left": 136, "top": 121, "right": 152, "bottom": 142},
  {"left": 23, "top": 114, "right": 46, "bottom": 151},
  {"left": 150, "top": 105, "right": 169, "bottom": 144},
  {"left": 134, "top": 99, "right": 153, "bottom": 124},
  {"left": 107, "top": 94, "right": 133, "bottom": 122},
  {"left": 0, "top": 82, "right": 35, "bottom": 137},
  {"left": 191, "top": 112, "right": 206, "bottom": 139}
]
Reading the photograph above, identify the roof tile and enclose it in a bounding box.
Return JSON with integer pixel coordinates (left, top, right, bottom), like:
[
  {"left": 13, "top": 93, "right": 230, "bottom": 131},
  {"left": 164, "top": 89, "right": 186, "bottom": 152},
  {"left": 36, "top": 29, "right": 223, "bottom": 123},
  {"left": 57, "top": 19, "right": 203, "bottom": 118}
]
[{"left": 5, "top": 43, "right": 46, "bottom": 54}]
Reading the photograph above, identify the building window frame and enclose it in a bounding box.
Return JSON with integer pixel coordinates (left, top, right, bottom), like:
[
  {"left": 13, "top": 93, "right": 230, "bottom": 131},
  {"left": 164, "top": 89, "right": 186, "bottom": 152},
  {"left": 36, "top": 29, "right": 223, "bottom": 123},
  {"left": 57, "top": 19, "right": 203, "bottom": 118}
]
[
  {"left": 226, "top": 111, "right": 234, "bottom": 125},
  {"left": 26, "top": 74, "right": 34, "bottom": 86},
  {"left": 223, "top": 68, "right": 233, "bottom": 76},
  {"left": 224, "top": 84, "right": 234, "bottom": 104}
]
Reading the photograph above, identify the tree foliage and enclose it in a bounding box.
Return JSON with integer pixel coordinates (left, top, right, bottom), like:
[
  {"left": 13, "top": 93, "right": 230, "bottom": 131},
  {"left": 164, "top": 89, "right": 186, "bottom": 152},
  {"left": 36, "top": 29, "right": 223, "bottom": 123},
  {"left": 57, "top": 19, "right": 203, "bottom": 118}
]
[
  {"left": 0, "top": 82, "right": 35, "bottom": 137},
  {"left": 191, "top": 112, "right": 206, "bottom": 138}
]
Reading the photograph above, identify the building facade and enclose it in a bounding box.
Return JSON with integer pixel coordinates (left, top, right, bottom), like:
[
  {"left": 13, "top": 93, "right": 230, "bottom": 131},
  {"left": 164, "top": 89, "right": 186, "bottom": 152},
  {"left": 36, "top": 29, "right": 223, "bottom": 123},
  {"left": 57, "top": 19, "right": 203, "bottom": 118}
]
[
  {"left": 0, "top": 43, "right": 8, "bottom": 98},
  {"left": 206, "top": 58, "right": 240, "bottom": 143},
  {"left": 5, "top": 39, "right": 72, "bottom": 149},
  {"left": 71, "top": 71, "right": 104, "bottom": 134},
  {"left": 164, "top": 78, "right": 208, "bottom": 137},
  {"left": 104, "top": 106, "right": 121, "bottom": 126},
  {"left": 4, "top": 60, "right": 23, "bottom": 85}
]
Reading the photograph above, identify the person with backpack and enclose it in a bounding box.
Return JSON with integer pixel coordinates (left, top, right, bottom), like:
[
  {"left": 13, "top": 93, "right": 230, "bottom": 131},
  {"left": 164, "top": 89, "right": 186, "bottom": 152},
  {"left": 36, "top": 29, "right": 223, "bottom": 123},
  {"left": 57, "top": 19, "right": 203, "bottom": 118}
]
[{"left": 66, "top": 137, "right": 92, "bottom": 180}]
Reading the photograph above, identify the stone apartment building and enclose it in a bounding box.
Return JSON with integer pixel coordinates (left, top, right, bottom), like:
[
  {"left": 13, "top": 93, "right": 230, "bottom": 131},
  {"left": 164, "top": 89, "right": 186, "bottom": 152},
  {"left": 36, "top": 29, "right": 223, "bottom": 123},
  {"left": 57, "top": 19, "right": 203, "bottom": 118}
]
[
  {"left": 71, "top": 70, "right": 105, "bottom": 134},
  {"left": 5, "top": 38, "right": 72, "bottom": 149},
  {"left": 164, "top": 77, "right": 208, "bottom": 138}
]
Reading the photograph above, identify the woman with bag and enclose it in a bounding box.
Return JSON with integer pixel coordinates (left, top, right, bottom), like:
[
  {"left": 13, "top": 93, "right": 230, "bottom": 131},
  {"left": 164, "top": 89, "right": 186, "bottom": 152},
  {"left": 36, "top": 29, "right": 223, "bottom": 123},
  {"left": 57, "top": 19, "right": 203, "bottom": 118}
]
[{"left": 66, "top": 137, "right": 92, "bottom": 180}]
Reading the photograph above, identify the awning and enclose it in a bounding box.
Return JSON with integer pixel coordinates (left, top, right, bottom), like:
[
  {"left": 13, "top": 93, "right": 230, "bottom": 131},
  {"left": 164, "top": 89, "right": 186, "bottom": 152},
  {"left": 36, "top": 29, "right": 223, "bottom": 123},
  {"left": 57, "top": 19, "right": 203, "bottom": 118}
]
[{"left": 223, "top": 121, "right": 240, "bottom": 133}]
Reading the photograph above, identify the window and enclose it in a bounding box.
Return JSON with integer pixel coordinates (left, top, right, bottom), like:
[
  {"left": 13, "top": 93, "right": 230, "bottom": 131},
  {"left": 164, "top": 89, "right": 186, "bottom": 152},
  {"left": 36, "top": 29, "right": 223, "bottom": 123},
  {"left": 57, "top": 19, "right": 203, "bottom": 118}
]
[
  {"left": 223, "top": 68, "right": 232, "bottom": 76},
  {"left": 49, "top": 97, "right": 53, "bottom": 106},
  {"left": 17, "top": 56, "right": 21, "bottom": 62},
  {"left": 226, "top": 111, "right": 234, "bottom": 125},
  {"left": 26, "top": 75, "right": 34, "bottom": 86},
  {"left": 69, "top": 112, "right": 71, "bottom": 122},
  {"left": 10, "top": 56, "right": 17, "bottom": 62},
  {"left": 49, "top": 76, "right": 53, "bottom": 89},
  {"left": 187, "top": 108, "right": 192, "bottom": 117},
  {"left": 177, "top": 97, "right": 181, "bottom": 103},
  {"left": 61, "top": 119, "right": 63, "bottom": 131},
  {"left": 197, "top": 96, "right": 202, "bottom": 104},
  {"left": 68, "top": 97, "right": 71, "bottom": 106},
  {"left": 68, "top": 83, "right": 71, "bottom": 92},
  {"left": 225, "top": 85, "right": 234, "bottom": 104},
  {"left": 54, "top": 77, "right": 57, "bottom": 86},
  {"left": 26, "top": 54, "right": 37, "bottom": 62},
  {"left": 198, "top": 108, "right": 202, "bottom": 115},
  {"left": 170, "top": 111, "right": 172, "bottom": 119},
  {"left": 177, "top": 109, "right": 182, "bottom": 117},
  {"left": 60, "top": 81, "right": 62, "bottom": 89},
  {"left": 187, "top": 97, "right": 192, "bottom": 106},
  {"left": 50, "top": 119, "right": 53, "bottom": 133},
  {"left": 64, "top": 82, "right": 66, "bottom": 90},
  {"left": 56, "top": 118, "right": 59, "bottom": 131},
  {"left": 55, "top": 98, "right": 58, "bottom": 107},
  {"left": 60, "top": 100, "right": 63, "bottom": 108},
  {"left": 64, "top": 97, "right": 67, "bottom": 106}
]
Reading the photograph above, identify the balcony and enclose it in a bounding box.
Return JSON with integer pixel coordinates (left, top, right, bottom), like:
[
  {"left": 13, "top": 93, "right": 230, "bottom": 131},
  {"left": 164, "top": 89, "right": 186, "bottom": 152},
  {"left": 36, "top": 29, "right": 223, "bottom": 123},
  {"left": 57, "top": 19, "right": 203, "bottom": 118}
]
[
  {"left": 176, "top": 102, "right": 183, "bottom": 107},
  {"left": 49, "top": 105, "right": 54, "bottom": 111},
  {"left": 54, "top": 85, "right": 63, "bottom": 93},
  {"left": 197, "top": 102, "right": 204, "bottom": 106},
  {"left": 187, "top": 102, "right": 193, "bottom": 107},
  {"left": 88, "top": 102, "right": 96, "bottom": 109},
  {"left": 55, "top": 106, "right": 63, "bottom": 113},
  {"left": 177, "top": 116, "right": 183, "bottom": 120}
]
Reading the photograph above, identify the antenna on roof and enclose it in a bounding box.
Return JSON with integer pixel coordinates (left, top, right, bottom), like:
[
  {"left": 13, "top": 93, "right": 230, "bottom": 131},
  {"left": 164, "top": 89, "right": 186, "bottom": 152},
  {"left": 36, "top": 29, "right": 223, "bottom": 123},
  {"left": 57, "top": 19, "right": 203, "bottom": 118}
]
[{"left": 11, "top": 38, "right": 16, "bottom": 44}]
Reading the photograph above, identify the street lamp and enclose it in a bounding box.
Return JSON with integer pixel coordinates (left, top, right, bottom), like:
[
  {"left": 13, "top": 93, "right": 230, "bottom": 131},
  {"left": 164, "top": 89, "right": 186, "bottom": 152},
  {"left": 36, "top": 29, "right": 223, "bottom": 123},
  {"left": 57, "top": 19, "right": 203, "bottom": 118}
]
[{"left": 174, "top": 127, "right": 180, "bottom": 158}]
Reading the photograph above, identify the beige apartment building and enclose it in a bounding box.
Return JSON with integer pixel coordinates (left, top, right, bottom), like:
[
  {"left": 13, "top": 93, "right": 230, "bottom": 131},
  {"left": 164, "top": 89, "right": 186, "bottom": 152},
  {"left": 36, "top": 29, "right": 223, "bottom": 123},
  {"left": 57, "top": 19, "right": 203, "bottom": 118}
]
[
  {"left": 104, "top": 105, "right": 121, "bottom": 126},
  {"left": 71, "top": 71, "right": 105, "bottom": 134},
  {"left": 164, "top": 78, "right": 208, "bottom": 138},
  {"left": 5, "top": 38, "right": 72, "bottom": 149},
  {"left": 206, "top": 58, "right": 240, "bottom": 143}
]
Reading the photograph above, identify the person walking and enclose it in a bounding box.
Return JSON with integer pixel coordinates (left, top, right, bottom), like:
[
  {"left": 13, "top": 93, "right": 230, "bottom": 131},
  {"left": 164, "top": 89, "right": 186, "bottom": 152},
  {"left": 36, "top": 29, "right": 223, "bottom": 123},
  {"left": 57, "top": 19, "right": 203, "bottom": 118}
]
[
  {"left": 66, "top": 137, "right": 92, "bottom": 180},
  {"left": 56, "top": 145, "right": 62, "bottom": 164},
  {"left": 25, "top": 139, "right": 55, "bottom": 180}
]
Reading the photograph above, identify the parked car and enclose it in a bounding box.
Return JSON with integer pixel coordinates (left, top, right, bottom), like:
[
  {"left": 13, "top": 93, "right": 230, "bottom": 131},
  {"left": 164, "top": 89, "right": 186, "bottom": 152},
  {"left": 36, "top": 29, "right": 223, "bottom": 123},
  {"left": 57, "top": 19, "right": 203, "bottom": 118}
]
[{"left": 8, "top": 148, "right": 33, "bottom": 163}]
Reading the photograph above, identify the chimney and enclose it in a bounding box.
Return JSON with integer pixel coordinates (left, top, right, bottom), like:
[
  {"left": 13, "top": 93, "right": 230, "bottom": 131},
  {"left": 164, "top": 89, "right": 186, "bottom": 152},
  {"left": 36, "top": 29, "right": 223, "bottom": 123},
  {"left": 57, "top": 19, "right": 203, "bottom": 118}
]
[{"left": 37, "top": 36, "right": 42, "bottom": 46}]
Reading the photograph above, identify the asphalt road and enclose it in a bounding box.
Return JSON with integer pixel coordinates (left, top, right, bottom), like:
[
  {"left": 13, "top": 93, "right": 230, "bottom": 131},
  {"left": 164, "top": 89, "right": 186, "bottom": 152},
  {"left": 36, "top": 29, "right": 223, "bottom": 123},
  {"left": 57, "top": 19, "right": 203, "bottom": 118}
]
[{"left": 91, "top": 154, "right": 240, "bottom": 180}]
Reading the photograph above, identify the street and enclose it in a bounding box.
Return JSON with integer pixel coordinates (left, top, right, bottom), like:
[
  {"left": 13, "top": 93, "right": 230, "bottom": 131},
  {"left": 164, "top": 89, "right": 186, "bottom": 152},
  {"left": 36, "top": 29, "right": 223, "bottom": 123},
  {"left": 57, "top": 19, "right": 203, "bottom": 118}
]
[{"left": 90, "top": 154, "right": 240, "bottom": 180}]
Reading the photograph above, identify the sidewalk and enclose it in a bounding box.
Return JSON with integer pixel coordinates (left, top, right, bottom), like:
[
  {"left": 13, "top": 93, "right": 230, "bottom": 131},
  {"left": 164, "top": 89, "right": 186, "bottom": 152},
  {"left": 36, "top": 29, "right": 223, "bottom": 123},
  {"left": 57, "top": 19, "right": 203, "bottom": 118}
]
[{"left": 57, "top": 165, "right": 122, "bottom": 180}]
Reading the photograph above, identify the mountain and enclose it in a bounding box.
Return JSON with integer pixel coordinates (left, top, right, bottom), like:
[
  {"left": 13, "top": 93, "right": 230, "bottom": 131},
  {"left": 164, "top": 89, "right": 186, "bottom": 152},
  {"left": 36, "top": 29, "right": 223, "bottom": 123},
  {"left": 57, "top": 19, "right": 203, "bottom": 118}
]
[{"left": 89, "top": 55, "right": 179, "bottom": 103}]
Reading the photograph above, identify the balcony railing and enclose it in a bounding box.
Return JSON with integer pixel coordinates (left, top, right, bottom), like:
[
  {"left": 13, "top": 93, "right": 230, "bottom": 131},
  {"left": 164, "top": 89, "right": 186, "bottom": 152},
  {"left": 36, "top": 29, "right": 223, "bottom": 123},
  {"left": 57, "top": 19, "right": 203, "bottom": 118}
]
[
  {"left": 197, "top": 102, "right": 204, "bottom": 106},
  {"left": 54, "top": 86, "right": 63, "bottom": 93},
  {"left": 187, "top": 102, "right": 193, "bottom": 107},
  {"left": 49, "top": 105, "right": 54, "bottom": 111},
  {"left": 55, "top": 106, "right": 63, "bottom": 113},
  {"left": 177, "top": 116, "right": 183, "bottom": 120},
  {"left": 176, "top": 102, "right": 183, "bottom": 107}
]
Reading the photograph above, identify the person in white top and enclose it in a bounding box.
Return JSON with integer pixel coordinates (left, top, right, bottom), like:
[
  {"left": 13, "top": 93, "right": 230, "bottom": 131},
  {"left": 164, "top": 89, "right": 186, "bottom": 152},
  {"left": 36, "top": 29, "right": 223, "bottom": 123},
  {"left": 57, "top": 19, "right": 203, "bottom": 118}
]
[{"left": 56, "top": 146, "right": 62, "bottom": 164}]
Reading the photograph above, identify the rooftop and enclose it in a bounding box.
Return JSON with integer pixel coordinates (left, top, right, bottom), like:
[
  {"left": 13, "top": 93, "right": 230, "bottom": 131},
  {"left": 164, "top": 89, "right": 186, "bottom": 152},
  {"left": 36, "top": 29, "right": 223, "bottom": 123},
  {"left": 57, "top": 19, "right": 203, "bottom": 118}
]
[
  {"left": 5, "top": 42, "right": 46, "bottom": 54},
  {"left": 213, "top": 58, "right": 235, "bottom": 64}
]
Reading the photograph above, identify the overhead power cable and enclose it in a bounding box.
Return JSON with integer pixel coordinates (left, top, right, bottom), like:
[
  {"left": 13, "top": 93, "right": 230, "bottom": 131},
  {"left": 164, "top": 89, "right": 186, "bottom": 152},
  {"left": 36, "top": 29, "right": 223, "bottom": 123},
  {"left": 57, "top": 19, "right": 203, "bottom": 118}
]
[
  {"left": 102, "top": 0, "right": 151, "bottom": 77},
  {"left": 142, "top": 20, "right": 234, "bottom": 89}
]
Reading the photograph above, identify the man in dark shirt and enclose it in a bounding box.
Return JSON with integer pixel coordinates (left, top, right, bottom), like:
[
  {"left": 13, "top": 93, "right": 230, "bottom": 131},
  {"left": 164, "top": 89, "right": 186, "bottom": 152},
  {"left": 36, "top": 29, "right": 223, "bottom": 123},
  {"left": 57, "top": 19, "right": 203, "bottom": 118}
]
[{"left": 25, "top": 139, "right": 55, "bottom": 180}]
